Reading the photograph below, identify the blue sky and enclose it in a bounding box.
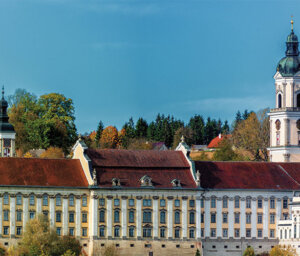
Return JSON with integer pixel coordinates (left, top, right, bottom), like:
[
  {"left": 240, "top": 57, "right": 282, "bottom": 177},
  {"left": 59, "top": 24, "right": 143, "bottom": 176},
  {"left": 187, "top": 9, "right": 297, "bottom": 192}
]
[{"left": 0, "top": 0, "right": 297, "bottom": 133}]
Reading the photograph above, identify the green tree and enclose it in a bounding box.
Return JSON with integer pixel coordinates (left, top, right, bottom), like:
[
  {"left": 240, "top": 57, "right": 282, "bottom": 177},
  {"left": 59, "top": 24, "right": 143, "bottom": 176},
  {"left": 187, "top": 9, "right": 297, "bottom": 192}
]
[
  {"left": 146, "top": 122, "right": 156, "bottom": 140},
  {"left": 188, "top": 115, "right": 205, "bottom": 145},
  {"left": 61, "top": 250, "right": 75, "bottom": 256},
  {"left": 0, "top": 243, "right": 6, "bottom": 256},
  {"left": 123, "top": 117, "right": 135, "bottom": 139},
  {"left": 243, "top": 247, "right": 255, "bottom": 256},
  {"left": 212, "top": 138, "right": 240, "bottom": 161},
  {"left": 195, "top": 249, "right": 201, "bottom": 256},
  {"left": 222, "top": 120, "right": 230, "bottom": 134},
  {"left": 172, "top": 127, "right": 194, "bottom": 148},
  {"left": 204, "top": 118, "right": 218, "bottom": 144},
  {"left": 135, "top": 118, "right": 148, "bottom": 138},
  {"left": 95, "top": 121, "right": 104, "bottom": 147}
]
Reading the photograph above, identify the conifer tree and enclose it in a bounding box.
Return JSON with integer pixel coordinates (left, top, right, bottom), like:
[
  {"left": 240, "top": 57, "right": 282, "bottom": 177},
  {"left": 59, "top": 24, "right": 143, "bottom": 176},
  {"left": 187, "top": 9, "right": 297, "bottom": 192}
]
[{"left": 95, "top": 121, "right": 104, "bottom": 147}]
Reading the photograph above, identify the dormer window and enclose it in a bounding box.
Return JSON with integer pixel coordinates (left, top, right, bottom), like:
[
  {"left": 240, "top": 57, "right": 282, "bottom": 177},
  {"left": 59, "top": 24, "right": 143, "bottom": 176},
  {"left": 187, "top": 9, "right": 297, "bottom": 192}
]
[
  {"left": 171, "top": 179, "right": 181, "bottom": 188},
  {"left": 112, "top": 178, "right": 121, "bottom": 187},
  {"left": 140, "top": 175, "right": 152, "bottom": 187}
]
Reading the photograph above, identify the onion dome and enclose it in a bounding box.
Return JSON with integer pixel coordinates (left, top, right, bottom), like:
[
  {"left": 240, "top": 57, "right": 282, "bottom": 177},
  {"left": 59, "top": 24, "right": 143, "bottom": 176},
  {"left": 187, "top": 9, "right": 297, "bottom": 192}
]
[
  {"left": 277, "top": 19, "right": 300, "bottom": 77},
  {"left": 0, "top": 86, "right": 14, "bottom": 133}
]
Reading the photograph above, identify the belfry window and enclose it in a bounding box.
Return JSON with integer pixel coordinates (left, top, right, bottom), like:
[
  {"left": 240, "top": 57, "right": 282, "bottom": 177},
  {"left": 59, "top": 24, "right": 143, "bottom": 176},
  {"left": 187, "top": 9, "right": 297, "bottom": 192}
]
[
  {"left": 278, "top": 94, "right": 282, "bottom": 108},
  {"left": 297, "top": 93, "right": 300, "bottom": 108}
]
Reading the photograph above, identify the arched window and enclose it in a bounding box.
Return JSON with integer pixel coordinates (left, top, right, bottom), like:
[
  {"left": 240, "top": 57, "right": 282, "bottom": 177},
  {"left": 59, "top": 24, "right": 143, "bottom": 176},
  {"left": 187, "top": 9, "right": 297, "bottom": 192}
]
[
  {"left": 278, "top": 94, "right": 282, "bottom": 108},
  {"left": 297, "top": 94, "right": 300, "bottom": 108},
  {"left": 174, "top": 211, "right": 180, "bottom": 224},
  {"left": 99, "top": 210, "right": 105, "bottom": 222},
  {"left": 160, "top": 211, "right": 166, "bottom": 224},
  {"left": 129, "top": 211, "right": 134, "bottom": 223},
  {"left": 189, "top": 212, "right": 195, "bottom": 224}
]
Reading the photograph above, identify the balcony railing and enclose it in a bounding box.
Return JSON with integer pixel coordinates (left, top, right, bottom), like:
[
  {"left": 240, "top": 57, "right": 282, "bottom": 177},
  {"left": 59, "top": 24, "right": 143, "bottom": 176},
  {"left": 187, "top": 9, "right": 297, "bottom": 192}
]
[{"left": 270, "top": 107, "right": 300, "bottom": 112}]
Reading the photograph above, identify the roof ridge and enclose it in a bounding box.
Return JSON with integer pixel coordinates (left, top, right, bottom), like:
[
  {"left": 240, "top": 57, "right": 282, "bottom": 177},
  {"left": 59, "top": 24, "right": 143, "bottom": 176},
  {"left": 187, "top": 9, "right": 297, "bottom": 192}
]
[{"left": 277, "top": 164, "right": 300, "bottom": 187}]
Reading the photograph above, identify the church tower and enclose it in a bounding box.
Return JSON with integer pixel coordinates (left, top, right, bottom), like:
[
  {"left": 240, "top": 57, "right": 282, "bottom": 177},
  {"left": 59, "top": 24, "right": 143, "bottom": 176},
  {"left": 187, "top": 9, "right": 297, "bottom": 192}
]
[
  {"left": 269, "top": 19, "right": 300, "bottom": 162},
  {"left": 0, "top": 87, "right": 15, "bottom": 157}
]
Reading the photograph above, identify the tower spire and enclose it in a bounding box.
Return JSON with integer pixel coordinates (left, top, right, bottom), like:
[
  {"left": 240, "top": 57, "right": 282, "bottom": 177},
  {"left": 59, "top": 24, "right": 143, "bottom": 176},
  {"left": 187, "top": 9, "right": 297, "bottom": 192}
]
[
  {"left": 291, "top": 15, "right": 294, "bottom": 31},
  {"left": 2, "top": 86, "right": 4, "bottom": 100}
]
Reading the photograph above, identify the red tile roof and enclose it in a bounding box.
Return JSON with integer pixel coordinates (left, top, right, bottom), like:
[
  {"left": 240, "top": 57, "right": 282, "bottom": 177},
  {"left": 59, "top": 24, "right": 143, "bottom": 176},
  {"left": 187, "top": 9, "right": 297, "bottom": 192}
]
[
  {"left": 195, "top": 161, "right": 300, "bottom": 190},
  {"left": 0, "top": 158, "right": 88, "bottom": 187},
  {"left": 86, "top": 149, "right": 197, "bottom": 189},
  {"left": 207, "top": 134, "right": 231, "bottom": 148}
]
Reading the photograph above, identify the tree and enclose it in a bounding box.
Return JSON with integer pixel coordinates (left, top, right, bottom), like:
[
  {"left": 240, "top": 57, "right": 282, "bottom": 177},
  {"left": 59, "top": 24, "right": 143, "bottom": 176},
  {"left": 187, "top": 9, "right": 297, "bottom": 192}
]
[
  {"left": 62, "top": 250, "right": 75, "bottom": 256},
  {"left": 123, "top": 118, "right": 135, "bottom": 139},
  {"left": 40, "top": 147, "right": 64, "bottom": 159},
  {"left": 126, "top": 138, "right": 153, "bottom": 150},
  {"left": 95, "top": 121, "right": 104, "bottom": 147},
  {"left": 232, "top": 110, "right": 269, "bottom": 161},
  {"left": 195, "top": 249, "right": 201, "bottom": 256},
  {"left": 204, "top": 118, "right": 218, "bottom": 144},
  {"left": 188, "top": 115, "right": 205, "bottom": 145},
  {"left": 222, "top": 120, "right": 230, "bottom": 134},
  {"left": 100, "top": 126, "right": 119, "bottom": 149},
  {"left": 0, "top": 244, "right": 6, "bottom": 256},
  {"left": 243, "top": 247, "right": 255, "bottom": 256},
  {"left": 135, "top": 118, "right": 148, "bottom": 138},
  {"left": 172, "top": 127, "right": 194, "bottom": 148},
  {"left": 269, "top": 246, "right": 296, "bottom": 256},
  {"left": 212, "top": 138, "right": 241, "bottom": 161}
]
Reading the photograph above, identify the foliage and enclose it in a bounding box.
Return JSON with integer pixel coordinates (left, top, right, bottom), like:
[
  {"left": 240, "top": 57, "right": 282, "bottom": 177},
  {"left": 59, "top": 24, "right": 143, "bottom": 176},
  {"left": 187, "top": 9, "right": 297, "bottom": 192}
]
[
  {"left": 172, "top": 127, "right": 194, "bottom": 149},
  {"left": 135, "top": 118, "right": 148, "bottom": 138},
  {"left": 126, "top": 138, "right": 153, "bottom": 150},
  {"left": 12, "top": 214, "right": 81, "bottom": 256},
  {"left": 61, "top": 250, "right": 75, "bottom": 256},
  {"left": 195, "top": 249, "right": 201, "bottom": 256},
  {"left": 212, "top": 138, "right": 244, "bottom": 161},
  {"left": 243, "top": 247, "right": 255, "bottom": 256},
  {"left": 23, "top": 152, "right": 33, "bottom": 158},
  {"left": 0, "top": 244, "right": 7, "bottom": 256},
  {"left": 8, "top": 89, "right": 77, "bottom": 154},
  {"left": 100, "top": 126, "right": 119, "bottom": 149},
  {"left": 188, "top": 115, "right": 205, "bottom": 145},
  {"left": 192, "top": 151, "right": 210, "bottom": 161},
  {"left": 40, "top": 147, "right": 64, "bottom": 159},
  {"left": 95, "top": 121, "right": 104, "bottom": 147},
  {"left": 232, "top": 109, "right": 269, "bottom": 161},
  {"left": 269, "top": 246, "right": 296, "bottom": 256}
]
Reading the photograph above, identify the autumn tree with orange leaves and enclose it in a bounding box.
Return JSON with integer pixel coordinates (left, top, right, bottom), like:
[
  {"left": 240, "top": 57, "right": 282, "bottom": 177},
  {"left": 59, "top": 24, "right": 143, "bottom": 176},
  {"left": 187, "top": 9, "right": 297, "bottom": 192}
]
[{"left": 100, "top": 126, "right": 119, "bottom": 149}]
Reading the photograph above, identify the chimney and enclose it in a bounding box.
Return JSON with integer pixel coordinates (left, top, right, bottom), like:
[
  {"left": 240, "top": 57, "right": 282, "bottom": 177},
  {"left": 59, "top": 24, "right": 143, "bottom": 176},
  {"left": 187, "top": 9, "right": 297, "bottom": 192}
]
[{"left": 219, "top": 133, "right": 222, "bottom": 139}]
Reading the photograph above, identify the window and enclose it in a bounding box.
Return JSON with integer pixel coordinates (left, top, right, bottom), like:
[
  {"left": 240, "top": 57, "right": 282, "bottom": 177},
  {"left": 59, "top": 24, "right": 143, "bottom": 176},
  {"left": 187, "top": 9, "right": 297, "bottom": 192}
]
[
  {"left": 234, "top": 213, "right": 240, "bottom": 224},
  {"left": 69, "top": 212, "right": 74, "bottom": 223},
  {"left": 3, "top": 227, "right": 8, "bottom": 235},
  {"left": 129, "top": 211, "right": 134, "bottom": 223},
  {"left": 189, "top": 200, "right": 195, "bottom": 207},
  {"left": 257, "top": 213, "right": 263, "bottom": 224},
  {"left": 143, "top": 211, "right": 152, "bottom": 223},
  {"left": 56, "top": 227, "right": 61, "bottom": 236},
  {"left": 270, "top": 213, "right": 275, "bottom": 224},
  {"left": 223, "top": 228, "right": 228, "bottom": 238},
  {"left": 174, "top": 199, "right": 180, "bottom": 207},
  {"left": 175, "top": 228, "right": 180, "bottom": 238},
  {"left": 211, "top": 198, "right": 216, "bottom": 208},
  {"left": 82, "top": 213, "right": 87, "bottom": 223},
  {"left": 160, "top": 211, "right": 166, "bottom": 224},
  {"left": 276, "top": 132, "right": 280, "bottom": 146},
  {"left": 114, "top": 199, "right": 120, "bottom": 206},
  {"left": 3, "top": 210, "right": 9, "bottom": 221},
  {"left": 56, "top": 212, "right": 61, "bottom": 222},
  {"left": 297, "top": 93, "right": 300, "bottom": 108},
  {"left": 99, "top": 198, "right": 105, "bottom": 206},
  {"left": 201, "top": 228, "right": 204, "bottom": 237},
  {"left": 174, "top": 211, "right": 180, "bottom": 224},
  {"left": 29, "top": 211, "right": 35, "bottom": 219},
  {"left": 160, "top": 228, "right": 165, "bottom": 238},
  {"left": 3, "top": 194, "right": 9, "bottom": 205},
  {"left": 246, "top": 198, "right": 251, "bottom": 208},
  {"left": 114, "top": 227, "right": 120, "bottom": 237},
  {"left": 129, "top": 199, "right": 134, "bottom": 207},
  {"left": 211, "top": 213, "right": 216, "bottom": 223},
  {"left": 283, "top": 199, "right": 288, "bottom": 209},
  {"left": 43, "top": 195, "right": 48, "bottom": 206},
  {"left": 234, "top": 197, "right": 239, "bottom": 208},
  {"left": 189, "top": 212, "right": 195, "bottom": 224},
  {"left": 234, "top": 229, "right": 240, "bottom": 238},
  {"left": 16, "top": 195, "right": 22, "bottom": 205},
  {"left": 189, "top": 229, "right": 195, "bottom": 238},
  {"left": 56, "top": 195, "right": 61, "bottom": 206},
  {"left": 270, "top": 229, "right": 275, "bottom": 238},
  {"left": 160, "top": 199, "right": 166, "bottom": 207},
  {"left": 270, "top": 199, "right": 275, "bottom": 209},
  {"left": 82, "top": 227, "right": 87, "bottom": 237},
  {"left": 43, "top": 211, "right": 48, "bottom": 217},
  {"left": 143, "top": 199, "right": 152, "bottom": 207},
  {"left": 114, "top": 210, "right": 120, "bottom": 223},
  {"left": 257, "top": 199, "right": 262, "bottom": 208},
  {"left": 129, "top": 227, "right": 134, "bottom": 237},
  {"left": 246, "top": 229, "right": 251, "bottom": 238},
  {"left": 222, "top": 198, "right": 228, "bottom": 208},
  {"left": 223, "top": 213, "right": 228, "bottom": 223},
  {"left": 69, "top": 195, "right": 74, "bottom": 206},
  {"left": 69, "top": 228, "right": 74, "bottom": 236},
  {"left": 29, "top": 195, "right": 35, "bottom": 206},
  {"left": 201, "top": 199, "right": 204, "bottom": 208},
  {"left": 278, "top": 94, "right": 282, "bottom": 108},
  {"left": 258, "top": 229, "right": 262, "bottom": 238},
  {"left": 143, "top": 228, "right": 152, "bottom": 238},
  {"left": 210, "top": 228, "right": 216, "bottom": 237},
  {"left": 100, "top": 226, "right": 105, "bottom": 237},
  {"left": 82, "top": 196, "right": 87, "bottom": 207},
  {"left": 100, "top": 210, "right": 105, "bottom": 222},
  {"left": 283, "top": 213, "right": 289, "bottom": 220},
  {"left": 16, "top": 211, "right": 22, "bottom": 222},
  {"left": 246, "top": 213, "right": 251, "bottom": 224},
  {"left": 201, "top": 213, "right": 204, "bottom": 223},
  {"left": 16, "top": 226, "right": 22, "bottom": 236}
]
